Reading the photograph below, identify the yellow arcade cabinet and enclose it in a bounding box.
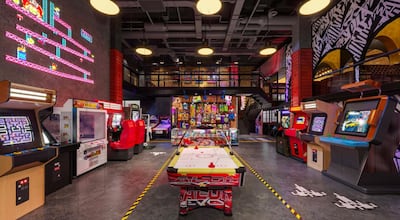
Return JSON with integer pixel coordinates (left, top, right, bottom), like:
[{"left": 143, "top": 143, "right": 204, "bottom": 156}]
[{"left": 0, "top": 80, "right": 58, "bottom": 219}]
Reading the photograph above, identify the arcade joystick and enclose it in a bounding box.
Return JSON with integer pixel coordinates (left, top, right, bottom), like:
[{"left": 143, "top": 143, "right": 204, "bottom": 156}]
[
  {"left": 208, "top": 162, "right": 215, "bottom": 168},
  {"left": 194, "top": 146, "right": 198, "bottom": 149}
]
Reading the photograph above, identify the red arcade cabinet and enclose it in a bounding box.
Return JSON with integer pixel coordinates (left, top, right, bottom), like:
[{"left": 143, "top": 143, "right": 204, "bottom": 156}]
[
  {"left": 133, "top": 119, "right": 145, "bottom": 154},
  {"left": 0, "top": 81, "right": 58, "bottom": 219},
  {"left": 284, "top": 106, "right": 309, "bottom": 162},
  {"left": 97, "top": 101, "right": 135, "bottom": 160}
]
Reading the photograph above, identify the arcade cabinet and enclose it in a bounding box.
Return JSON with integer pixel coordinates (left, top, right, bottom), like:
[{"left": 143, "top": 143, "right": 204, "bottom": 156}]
[
  {"left": 276, "top": 107, "right": 290, "bottom": 156},
  {"left": 299, "top": 100, "right": 340, "bottom": 171},
  {"left": 0, "top": 81, "right": 58, "bottom": 219},
  {"left": 133, "top": 119, "right": 145, "bottom": 154},
  {"left": 320, "top": 80, "right": 400, "bottom": 194},
  {"left": 40, "top": 109, "right": 80, "bottom": 195},
  {"left": 108, "top": 120, "right": 136, "bottom": 160},
  {"left": 54, "top": 99, "right": 107, "bottom": 176},
  {"left": 97, "top": 100, "right": 136, "bottom": 161},
  {"left": 284, "top": 107, "right": 309, "bottom": 162}
]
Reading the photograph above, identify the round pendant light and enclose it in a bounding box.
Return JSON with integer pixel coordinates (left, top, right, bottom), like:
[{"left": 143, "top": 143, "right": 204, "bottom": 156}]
[
  {"left": 90, "top": 0, "right": 120, "bottom": 15},
  {"left": 259, "top": 47, "right": 277, "bottom": 56},
  {"left": 196, "top": 0, "right": 222, "bottom": 15},
  {"left": 198, "top": 47, "right": 214, "bottom": 56},
  {"left": 299, "top": 0, "right": 331, "bottom": 15},
  {"left": 136, "top": 47, "right": 153, "bottom": 56}
]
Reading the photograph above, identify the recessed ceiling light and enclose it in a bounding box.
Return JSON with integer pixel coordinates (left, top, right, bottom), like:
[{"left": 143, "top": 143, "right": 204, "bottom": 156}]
[
  {"left": 135, "top": 47, "right": 152, "bottom": 56},
  {"left": 197, "top": 61, "right": 202, "bottom": 65},
  {"left": 234, "top": 61, "right": 239, "bottom": 65},
  {"left": 90, "top": 0, "right": 120, "bottom": 15},
  {"left": 197, "top": 47, "right": 214, "bottom": 56},
  {"left": 196, "top": 0, "right": 222, "bottom": 15},
  {"left": 299, "top": 0, "right": 331, "bottom": 15},
  {"left": 259, "top": 47, "right": 277, "bottom": 56},
  {"left": 160, "top": 61, "right": 164, "bottom": 65}
]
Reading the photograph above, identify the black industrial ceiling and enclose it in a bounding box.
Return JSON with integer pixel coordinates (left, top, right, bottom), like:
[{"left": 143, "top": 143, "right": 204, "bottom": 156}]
[{"left": 115, "top": 0, "right": 329, "bottom": 69}]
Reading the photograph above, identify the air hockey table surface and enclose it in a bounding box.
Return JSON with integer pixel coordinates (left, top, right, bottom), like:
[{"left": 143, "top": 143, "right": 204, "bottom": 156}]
[{"left": 167, "top": 146, "right": 245, "bottom": 187}]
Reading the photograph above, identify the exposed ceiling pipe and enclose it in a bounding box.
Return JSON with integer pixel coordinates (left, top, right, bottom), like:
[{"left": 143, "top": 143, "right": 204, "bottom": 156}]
[
  {"left": 223, "top": 0, "right": 245, "bottom": 51},
  {"left": 122, "top": 32, "right": 292, "bottom": 39},
  {"left": 142, "top": 23, "right": 291, "bottom": 32},
  {"left": 241, "top": 16, "right": 296, "bottom": 26},
  {"left": 241, "top": 0, "right": 261, "bottom": 35},
  {"left": 116, "top": 1, "right": 202, "bottom": 39}
]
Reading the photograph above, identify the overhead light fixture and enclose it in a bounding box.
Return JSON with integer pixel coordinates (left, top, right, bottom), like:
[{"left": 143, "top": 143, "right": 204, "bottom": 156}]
[
  {"left": 135, "top": 47, "right": 152, "bottom": 56},
  {"left": 90, "top": 0, "right": 120, "bottom": 15},
  {"left": 259, "top": 47, "right": 277, "bottom": 56},
  {"left": 299, "top": 0, "right": 331, "bottom": 15},
  {"left": 196, "top": 0, "right": 222, "bottom": 15},
  {"left": 198, "top": 46, "right": 214, "bottom": 56}
]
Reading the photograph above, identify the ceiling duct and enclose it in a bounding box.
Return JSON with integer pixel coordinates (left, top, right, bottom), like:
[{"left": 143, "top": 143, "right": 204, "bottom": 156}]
[{"left": 138, "top": 0, "right": 165, "bottom": 12}]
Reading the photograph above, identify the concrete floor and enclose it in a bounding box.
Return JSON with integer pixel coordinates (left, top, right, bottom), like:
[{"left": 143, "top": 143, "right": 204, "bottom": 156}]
[{"left": 20, "top": 138, "right": 400, "bottom": 220}]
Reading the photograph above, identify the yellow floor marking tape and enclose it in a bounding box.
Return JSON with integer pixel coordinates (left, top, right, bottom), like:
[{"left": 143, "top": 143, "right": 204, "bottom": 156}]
[
  {"left": 232, "top": 150, "right": 302, "bottom": 220},
  {"left": 121, "top": 149, "right": 177, "bottom": 220}
]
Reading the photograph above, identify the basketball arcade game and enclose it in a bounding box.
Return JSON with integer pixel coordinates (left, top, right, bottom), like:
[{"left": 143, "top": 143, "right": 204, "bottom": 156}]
[
  {"left": 284, "top": 107, "right": 309, "bottom": 162},
  {"left": 0, "top": 81, "right": 58, "bottom": 219},
  {"left": 299, "top": 100, "right": 340, "bottom": 171},
  {"left": 320, "top": 80, "right": 400, "bottom": 193},
  {"left": 167, "top": 127, "right": 245, "bottom": 216}
]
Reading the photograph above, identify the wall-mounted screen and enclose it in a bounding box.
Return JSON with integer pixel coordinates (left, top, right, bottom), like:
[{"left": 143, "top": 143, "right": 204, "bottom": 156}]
[
  {"left": 309, "top": 113, "right": 327, "bottom": 135},
  {"left": 0, "top": 109, "right": 41, "bottom": 154}
]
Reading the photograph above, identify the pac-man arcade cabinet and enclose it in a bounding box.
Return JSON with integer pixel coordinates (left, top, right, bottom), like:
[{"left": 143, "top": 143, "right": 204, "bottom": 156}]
[{"left": 0, "top": 80, "right": 58, "bottom": 219}]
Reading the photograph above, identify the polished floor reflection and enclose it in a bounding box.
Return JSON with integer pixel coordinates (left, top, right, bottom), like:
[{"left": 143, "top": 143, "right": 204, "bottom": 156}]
[{"left": 20, "top": 138, "right": 400, "bottom": 220}]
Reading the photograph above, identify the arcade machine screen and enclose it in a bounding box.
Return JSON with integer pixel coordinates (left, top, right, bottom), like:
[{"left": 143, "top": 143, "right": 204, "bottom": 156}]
[
  {"left": 281, "top": 115, "right": 290, "bottom": 129},
  {"left": 0, "top": 109, "right": 41, "bottom": 154},
  {"left": 334, "top": 99, "right": 380, "bottom": 137},
  {"left": 309, "top": 113, "right": 327, "bottom": 135},
  {"left": 296, "top": 116, "right": 306, "bottom": 125},
  {"left": 78, "top": 111, "right": 106, "bottom": 142},
  {"left": 111, "top": 113, "right": 122, "bottom": 127},
  {"left": 337, "top": 110, "right": 371, "bottom": 136}
]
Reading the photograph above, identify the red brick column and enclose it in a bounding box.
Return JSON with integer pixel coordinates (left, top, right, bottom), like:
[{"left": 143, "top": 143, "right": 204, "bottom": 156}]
[
  {"left": 110, "top": 49, "right": 123, "bottom": 105},
  {"left": 291, "top": 48, "right": 313, "bottom": 107}
]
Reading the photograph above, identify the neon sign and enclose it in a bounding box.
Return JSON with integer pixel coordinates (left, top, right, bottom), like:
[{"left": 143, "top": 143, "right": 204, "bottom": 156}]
[{"left": 5, "top": 0, "right": 95, "bottom": 84}]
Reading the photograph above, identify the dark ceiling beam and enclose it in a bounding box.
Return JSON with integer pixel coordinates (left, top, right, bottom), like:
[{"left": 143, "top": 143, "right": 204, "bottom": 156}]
[
  {"left": 222, "top": 0, "right": 245, "bottom": 51},
  {"left": 122, "top": 31, "right": 291, "bottom": 39}
]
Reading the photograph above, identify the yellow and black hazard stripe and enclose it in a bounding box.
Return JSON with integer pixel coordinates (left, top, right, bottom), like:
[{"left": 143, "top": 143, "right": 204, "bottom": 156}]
[
  {"left": 121, "top": 149, "right": 176, "bottom": 220},
  {"left": 233, "top": 150, "right": 302, "bottom": 220}
]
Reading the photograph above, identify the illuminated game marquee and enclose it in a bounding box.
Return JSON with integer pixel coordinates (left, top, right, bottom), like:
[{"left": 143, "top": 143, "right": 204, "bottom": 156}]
[{"left": 4, "top": 0, "right": 95, "bottom": 84}]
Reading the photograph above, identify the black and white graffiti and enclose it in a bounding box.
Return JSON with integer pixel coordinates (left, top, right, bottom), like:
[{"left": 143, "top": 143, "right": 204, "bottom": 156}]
[
  {"left": 334, "top": 193, "right": 378, "bottom": 210},
  {"left": 285, "top": 44, "right": 292, "bottom": 103},
  {"left": 312, "top": 0, "right": 400, "bottom": 69},
  {"left": 291, "top": 184, "right": 327, "bottom": 197}
]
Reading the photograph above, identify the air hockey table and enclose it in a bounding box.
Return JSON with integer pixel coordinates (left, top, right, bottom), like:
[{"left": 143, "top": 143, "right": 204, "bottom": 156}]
[{"left": 167, "top": 142, "right": 245, "bottom": 215}]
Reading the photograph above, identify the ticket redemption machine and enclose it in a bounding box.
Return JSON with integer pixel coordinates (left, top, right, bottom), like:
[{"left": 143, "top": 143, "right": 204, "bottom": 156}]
[
  {"left": 54, "top": 99, "right": 107, "bottom": 176},
  {"left": 284, "top": 107, "right": 309, "bottom": 162},
  {"left": 320, "top": 80, "right": 400, "bottom": 193},
  {"left": 0, "top": 81, "right": 58, "bottom": 219},
  {"left": 299, "top": 100, "right": 340, "bottom": 171}
]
